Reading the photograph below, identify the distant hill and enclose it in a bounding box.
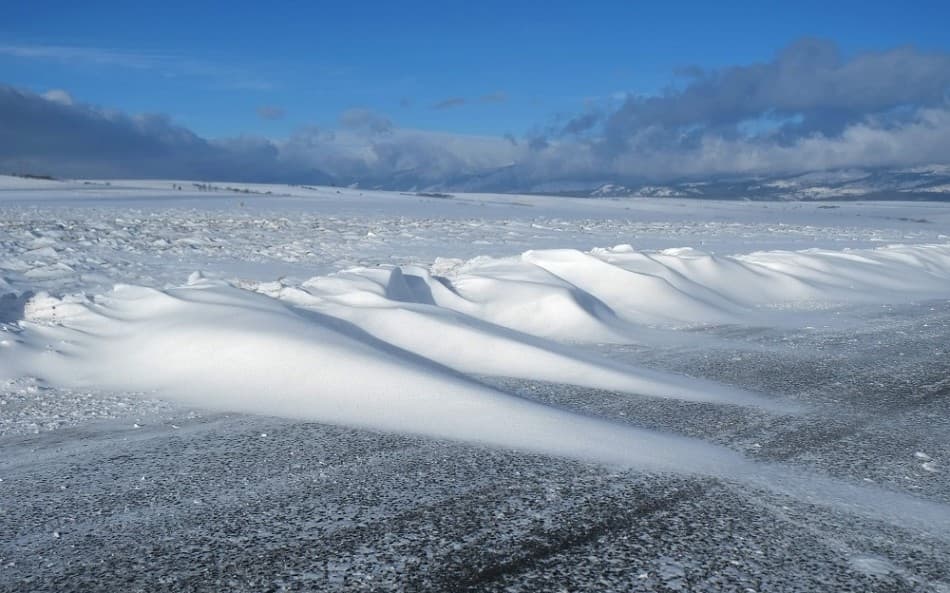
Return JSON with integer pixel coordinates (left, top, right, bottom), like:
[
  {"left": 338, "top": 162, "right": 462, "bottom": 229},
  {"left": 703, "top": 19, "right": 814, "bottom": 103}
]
[
  {"left": 351, "top": 164, "right": 950, "bottom": 201},
  {"left": 568, "top": 165, "right": 950, "bottom": 201}
]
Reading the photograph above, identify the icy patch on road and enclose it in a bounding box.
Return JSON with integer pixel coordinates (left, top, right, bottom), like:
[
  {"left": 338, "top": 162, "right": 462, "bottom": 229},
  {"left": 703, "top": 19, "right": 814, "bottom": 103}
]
[{"left": 848, "top": 555, "right": 897, "bottom": 577}]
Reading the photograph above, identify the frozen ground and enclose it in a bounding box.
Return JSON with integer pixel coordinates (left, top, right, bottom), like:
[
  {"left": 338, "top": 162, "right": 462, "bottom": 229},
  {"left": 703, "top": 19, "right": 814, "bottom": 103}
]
[{"left": 2, "top": 176, "right": 950, "bottom": 591}]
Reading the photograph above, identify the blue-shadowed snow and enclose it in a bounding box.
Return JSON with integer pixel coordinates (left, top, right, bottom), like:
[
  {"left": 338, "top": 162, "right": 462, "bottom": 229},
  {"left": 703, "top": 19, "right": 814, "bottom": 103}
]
[
  {"left": 2, "top": 176, "right": 950, "bottom": 475},
  {"left": 3, "top": 239, "right": 950, "bottom": 473},
  {"left": 0, "top": 280, "right": 752, "bottom": 475},
  {"left": 5, "top": 177, "right": 950, "bottom": 551}
]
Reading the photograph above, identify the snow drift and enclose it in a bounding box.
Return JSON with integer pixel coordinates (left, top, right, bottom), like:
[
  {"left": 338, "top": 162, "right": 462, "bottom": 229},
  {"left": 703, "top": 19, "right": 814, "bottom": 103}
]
[
  {"left": 3, "top": 241, "right": 950, "bottom": 472},
  {"left": 1, "top": 279, "right": 752, "bottom": 474}
]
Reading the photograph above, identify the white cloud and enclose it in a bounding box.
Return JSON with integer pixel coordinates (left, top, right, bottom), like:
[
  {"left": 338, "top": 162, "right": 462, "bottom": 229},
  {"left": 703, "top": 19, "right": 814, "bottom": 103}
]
[
  {"left": 42, "top": 89, "right": 74, "bottom": 106},
  {"left": 0, "top": 44, "right": 157, "bottom": 68},
  {"left": 2, "top": 36, "right": 950, "bottom": 190},
  {"left": 0, "top": 43, "right": 273, "bottom": 91}
]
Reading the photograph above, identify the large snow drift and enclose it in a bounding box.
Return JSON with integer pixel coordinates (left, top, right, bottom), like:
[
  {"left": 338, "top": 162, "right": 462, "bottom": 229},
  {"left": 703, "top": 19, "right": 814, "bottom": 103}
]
[
  {"left": 1, "top": 279, "right": 751, "bottom": 475},
  {"left": 3, "top": 242, "right": 950, "bottom": 472}
]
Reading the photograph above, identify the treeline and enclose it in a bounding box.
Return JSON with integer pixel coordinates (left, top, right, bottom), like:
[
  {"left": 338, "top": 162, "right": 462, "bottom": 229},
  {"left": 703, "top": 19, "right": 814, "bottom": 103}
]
[{"left": 9, "top": 172, "right": 56, "bottom": 180}]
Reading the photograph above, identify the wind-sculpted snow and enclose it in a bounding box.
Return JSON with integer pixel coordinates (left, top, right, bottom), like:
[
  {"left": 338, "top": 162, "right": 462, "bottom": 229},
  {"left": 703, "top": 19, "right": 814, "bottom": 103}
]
[
  {"left": 270, "top": 242, "right": 950, "bottom": 344},
  {"left": 249, "top": 268, "right": 773, "bottom": 408},
  {"left": 1, "top": 279, "right": 752, "bottom": 475},
  {"left": 4, "top": 242, "right": 950, "bottom": 474},
  {"left": 8, "top": 182, "right": 950, "bottom": 590}
]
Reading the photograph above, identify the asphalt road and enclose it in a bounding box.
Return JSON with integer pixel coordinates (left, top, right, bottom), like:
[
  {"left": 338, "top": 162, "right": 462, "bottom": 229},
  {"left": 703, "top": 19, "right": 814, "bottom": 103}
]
[{"left": 2, "top": 300, "right": 949, "bottom": 592}]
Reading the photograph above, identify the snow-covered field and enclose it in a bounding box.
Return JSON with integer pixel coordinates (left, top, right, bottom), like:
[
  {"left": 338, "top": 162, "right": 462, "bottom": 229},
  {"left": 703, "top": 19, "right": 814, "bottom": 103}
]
[{"left": 3, "top": 175, "right": 950, "bottom": 591}]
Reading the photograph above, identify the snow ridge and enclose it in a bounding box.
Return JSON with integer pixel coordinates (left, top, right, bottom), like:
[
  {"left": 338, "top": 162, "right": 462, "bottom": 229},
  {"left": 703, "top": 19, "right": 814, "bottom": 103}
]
[{"left": 3, "top": 242, "right": 950, "bottom": 473}]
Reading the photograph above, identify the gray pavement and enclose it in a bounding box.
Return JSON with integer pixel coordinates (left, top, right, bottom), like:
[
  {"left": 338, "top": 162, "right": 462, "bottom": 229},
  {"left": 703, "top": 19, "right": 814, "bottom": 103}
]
[{"left": 2, "top": 300, "right": 949, "bottom": 592}]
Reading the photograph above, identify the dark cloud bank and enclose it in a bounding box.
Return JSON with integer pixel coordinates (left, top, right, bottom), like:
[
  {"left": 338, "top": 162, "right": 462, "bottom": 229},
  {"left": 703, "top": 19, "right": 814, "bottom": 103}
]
[{"left": 2, "top": 38, "right": 949, "bottom": 191}]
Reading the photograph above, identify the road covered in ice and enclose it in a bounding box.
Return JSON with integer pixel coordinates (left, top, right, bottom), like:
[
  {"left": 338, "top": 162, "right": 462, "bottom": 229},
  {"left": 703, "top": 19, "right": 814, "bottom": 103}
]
[{"left": 3, "top": 175, "right": 950, "bottom": 591}]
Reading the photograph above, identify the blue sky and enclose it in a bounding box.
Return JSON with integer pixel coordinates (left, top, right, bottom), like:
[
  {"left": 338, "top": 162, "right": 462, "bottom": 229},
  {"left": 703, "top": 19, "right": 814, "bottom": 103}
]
[
  {"left": 2, "top": 1, "right": 950, "bottom": 187},
  {"left": 4, "top": 0, "right": 948, "bottom": 138}
]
